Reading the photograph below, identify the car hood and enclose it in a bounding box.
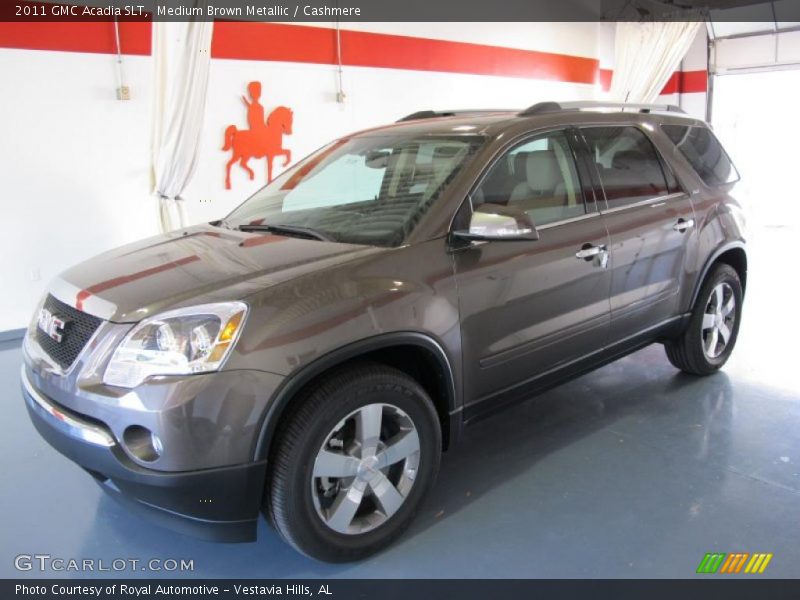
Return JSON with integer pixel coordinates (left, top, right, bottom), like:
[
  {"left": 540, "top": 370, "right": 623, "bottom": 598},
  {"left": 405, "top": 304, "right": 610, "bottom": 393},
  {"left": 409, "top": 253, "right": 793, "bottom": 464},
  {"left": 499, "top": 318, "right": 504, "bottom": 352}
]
[{"left": 49, "top": 224, "right": 380, "bottom": 322}]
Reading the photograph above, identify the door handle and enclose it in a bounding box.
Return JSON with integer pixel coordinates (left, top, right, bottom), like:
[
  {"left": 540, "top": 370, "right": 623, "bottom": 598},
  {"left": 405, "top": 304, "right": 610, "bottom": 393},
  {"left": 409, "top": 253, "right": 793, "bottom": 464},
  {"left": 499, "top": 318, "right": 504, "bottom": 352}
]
[
  {"left": 575, "top": 244, "right": 606, "bottom": 260},
  {"left": 673, "top": 218, "right": 695, "bottom": 233},
  {"left": 576, "top": 244, "right": 609, "bottom": 268}
]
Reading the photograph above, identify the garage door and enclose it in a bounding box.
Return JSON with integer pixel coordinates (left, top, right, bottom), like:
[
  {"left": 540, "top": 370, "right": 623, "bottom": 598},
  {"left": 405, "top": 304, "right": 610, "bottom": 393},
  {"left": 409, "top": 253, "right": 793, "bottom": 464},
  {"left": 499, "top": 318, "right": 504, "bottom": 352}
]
[
  {"left": 711, "top": 68, "right": 800, "bottom": 227},
  {"left": 705, "top": 6, "right": 800, "bottom": 227}
]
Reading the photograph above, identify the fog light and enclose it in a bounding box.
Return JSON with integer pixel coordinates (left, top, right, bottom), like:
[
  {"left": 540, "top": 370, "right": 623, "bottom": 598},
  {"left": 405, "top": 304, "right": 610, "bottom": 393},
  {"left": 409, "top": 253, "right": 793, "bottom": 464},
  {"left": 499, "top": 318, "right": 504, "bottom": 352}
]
[{"left": 122, "top": 425, "right": 162, "bottom": 462}]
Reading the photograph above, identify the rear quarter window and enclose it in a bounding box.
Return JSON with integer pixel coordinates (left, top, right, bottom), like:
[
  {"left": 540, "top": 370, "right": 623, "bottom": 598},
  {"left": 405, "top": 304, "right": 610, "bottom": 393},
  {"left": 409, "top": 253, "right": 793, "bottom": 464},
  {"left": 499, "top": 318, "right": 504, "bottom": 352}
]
[{"left": 661, "top": 124, "right": 739, "bottom": 186}]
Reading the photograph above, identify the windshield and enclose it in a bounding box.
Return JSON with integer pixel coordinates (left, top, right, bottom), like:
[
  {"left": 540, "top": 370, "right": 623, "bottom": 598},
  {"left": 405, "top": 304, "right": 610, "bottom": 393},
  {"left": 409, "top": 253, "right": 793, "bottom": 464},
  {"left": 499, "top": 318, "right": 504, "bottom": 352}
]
[{"left": 222, "top": 134, "right": 484, "bottom": 247}]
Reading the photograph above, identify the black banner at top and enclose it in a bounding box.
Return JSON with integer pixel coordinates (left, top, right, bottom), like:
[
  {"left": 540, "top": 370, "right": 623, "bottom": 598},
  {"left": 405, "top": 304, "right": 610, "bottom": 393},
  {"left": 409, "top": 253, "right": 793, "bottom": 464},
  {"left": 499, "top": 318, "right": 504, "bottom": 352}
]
[{"left": 4, "top": 0, "right": 800, "bottom": 22}]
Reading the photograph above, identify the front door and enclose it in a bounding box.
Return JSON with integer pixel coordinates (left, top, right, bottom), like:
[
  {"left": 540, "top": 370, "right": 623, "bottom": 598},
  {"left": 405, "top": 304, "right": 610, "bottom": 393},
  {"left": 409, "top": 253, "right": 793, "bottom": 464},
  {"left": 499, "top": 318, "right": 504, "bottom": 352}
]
[{"left": 452, "top": 129, "right": 612, "bottom": 414}]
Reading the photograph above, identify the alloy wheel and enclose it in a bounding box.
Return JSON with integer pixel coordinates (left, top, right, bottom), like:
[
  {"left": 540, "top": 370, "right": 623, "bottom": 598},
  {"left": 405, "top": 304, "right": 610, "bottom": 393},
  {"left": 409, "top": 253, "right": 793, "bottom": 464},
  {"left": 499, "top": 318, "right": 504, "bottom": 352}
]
[
  {"left": 311, "top": 403, "right": 420, "bottom": 535},
  {"left": 701, "top": 282, "right": 736, "bottom": 359}
]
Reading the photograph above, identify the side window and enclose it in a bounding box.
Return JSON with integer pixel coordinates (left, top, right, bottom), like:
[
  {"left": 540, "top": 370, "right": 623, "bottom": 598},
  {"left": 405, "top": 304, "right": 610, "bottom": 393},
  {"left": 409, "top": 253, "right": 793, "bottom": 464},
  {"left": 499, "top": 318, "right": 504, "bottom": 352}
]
[
  {"left": 472, "top": 130, "right": 585, "bottom": 226},
  {"left": 582, "top": 126, "right": 670, "bottom": 208},
  {"left": 662, "top": 159, "right": 682, "bottom": 193},
  {"left": 662, "top": 124, "right": 740, "bottom": 186}
]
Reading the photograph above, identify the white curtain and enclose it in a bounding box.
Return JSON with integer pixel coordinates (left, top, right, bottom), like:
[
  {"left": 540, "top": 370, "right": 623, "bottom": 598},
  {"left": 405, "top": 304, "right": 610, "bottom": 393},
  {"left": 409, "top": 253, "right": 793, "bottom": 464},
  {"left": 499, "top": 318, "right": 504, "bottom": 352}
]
[
  {"left": 150, "top": 15, "right": 214, "bottom": 233},
  {"left": 610, "top": 21, "right": 702, "bottom": 104}
]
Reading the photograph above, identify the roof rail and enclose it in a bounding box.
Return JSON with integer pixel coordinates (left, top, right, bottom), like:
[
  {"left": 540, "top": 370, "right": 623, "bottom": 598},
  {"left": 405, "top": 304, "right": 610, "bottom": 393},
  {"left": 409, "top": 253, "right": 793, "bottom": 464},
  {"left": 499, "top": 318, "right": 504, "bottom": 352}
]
[
  {"left": 519, "top": 101, "right": 686, "bottom": 116},
  {"left": 397, "top": 109, "right": 513, "bottom": 122}
]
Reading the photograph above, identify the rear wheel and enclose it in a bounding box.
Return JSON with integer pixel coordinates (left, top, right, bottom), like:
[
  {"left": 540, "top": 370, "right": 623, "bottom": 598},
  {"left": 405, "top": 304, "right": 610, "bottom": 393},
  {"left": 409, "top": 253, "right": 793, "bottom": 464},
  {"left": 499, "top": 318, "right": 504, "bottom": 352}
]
[
  {"left": 267, "top": 363, "right": 441, "bottom": 562},
  {"left": 665, "top": 263, "right": 743, "bottom": 375}
]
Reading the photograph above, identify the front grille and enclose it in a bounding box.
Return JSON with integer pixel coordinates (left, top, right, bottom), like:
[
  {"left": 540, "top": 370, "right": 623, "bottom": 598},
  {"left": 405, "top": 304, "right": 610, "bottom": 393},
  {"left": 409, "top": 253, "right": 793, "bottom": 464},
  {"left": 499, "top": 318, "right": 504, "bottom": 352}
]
[{"left": 34, "top": 294, "right": 103, "bottom": 370}]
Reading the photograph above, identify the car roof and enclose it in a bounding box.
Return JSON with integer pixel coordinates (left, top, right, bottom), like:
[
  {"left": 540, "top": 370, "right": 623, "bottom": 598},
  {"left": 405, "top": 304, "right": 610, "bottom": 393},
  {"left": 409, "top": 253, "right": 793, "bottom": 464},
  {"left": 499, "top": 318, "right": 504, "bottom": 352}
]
[{"left": 350, "top": 104, "right": 706, "bottom": 140}]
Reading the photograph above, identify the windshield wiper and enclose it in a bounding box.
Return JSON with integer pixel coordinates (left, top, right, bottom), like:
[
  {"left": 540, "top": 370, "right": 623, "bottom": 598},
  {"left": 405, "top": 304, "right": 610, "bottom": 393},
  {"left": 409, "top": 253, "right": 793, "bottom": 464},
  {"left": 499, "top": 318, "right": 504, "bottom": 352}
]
[{"left": 237, "top": 223, "right": 332, "bottom": 242}]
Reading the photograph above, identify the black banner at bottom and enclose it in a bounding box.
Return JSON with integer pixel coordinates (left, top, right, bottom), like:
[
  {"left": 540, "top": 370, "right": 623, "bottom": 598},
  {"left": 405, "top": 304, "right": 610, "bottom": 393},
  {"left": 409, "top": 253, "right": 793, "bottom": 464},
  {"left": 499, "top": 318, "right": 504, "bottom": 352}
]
[{"left": 5, "top": 579, "right": 800, "bottom": 600}]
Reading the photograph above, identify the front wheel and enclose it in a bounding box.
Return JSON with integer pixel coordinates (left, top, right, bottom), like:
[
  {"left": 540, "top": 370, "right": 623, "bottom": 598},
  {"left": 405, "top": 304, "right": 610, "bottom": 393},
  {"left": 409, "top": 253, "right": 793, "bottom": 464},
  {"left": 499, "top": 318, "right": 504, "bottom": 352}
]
[
  {"left": 665, "top": 263, "right": 743, "bottom": 375},
  {"left": 266, "top": 363, "right": 441, "bottom": 562}
]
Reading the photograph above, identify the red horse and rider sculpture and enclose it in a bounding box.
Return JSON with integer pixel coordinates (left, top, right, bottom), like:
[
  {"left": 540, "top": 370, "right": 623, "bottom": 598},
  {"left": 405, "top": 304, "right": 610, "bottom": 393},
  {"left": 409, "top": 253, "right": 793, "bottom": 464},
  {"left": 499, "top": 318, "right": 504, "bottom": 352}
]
[{"left": 223, "top": 81, "right": 294, "bottom": 189}]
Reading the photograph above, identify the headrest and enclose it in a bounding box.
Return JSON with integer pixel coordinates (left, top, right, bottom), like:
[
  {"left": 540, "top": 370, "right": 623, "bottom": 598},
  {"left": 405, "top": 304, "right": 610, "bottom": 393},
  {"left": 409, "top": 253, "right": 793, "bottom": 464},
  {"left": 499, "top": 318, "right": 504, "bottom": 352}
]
[
  {"left": 612, "top": 150, "right": 648, "bottom": 170},
  {"left": 526, "top": 151, "right": 562, "bottom": 191},
  {"left": 433, "top": 146, "right": 461, "bottom": 161},
  {"left": 514, "top": 152, "right": 529, "bottom": 178}
]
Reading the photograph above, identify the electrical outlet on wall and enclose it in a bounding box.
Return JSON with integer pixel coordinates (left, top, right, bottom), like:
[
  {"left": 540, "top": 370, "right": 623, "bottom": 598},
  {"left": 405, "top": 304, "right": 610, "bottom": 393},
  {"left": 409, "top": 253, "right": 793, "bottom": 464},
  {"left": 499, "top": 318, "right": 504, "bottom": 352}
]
[
  {"left": 116, "top": 86, "right": 131, "bottom": 101},
  {"left": 30, "top": 268, "right": 40, "bottom": 282}
]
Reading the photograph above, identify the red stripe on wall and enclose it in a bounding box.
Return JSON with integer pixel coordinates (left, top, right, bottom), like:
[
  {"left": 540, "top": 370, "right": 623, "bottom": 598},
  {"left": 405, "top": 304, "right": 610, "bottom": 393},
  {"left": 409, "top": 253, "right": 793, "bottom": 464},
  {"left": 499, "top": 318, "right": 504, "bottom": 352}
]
[
  {"left": 211, "top": 21, "right": 333, "bottom": 65},
  {"left": 0, "top": 21, "right": 150, "bottom": 55},
  {"left": 599, "top": 67, "right": 707, "bottom": 94},
  {"left": 212, "top": 21, "right": 601, "bottom": 83},
  {"left": 343, "top": 27, "right": 598, "bottom": 83},
  {"left": 660, "top": 70, "right": 708, "bottom": 94},
  {"left": 0, "top": 20, "right": 706, "bottom": 92},
  {"left": 598, "top": 68, "right": 613, "bottom": 92},
  {"left": 4, "top": 19, "right": 598, "bottom": 83}
]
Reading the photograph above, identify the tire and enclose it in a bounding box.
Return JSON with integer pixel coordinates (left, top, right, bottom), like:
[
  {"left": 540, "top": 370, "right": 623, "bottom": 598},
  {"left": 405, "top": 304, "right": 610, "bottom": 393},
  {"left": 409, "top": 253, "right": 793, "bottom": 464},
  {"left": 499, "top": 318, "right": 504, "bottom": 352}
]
[
  {"left": 266, "top": 362, "right": 441, "bottom": 562},
  {"left": 665, "top": 263, "right": 743, "bottom": 375}
]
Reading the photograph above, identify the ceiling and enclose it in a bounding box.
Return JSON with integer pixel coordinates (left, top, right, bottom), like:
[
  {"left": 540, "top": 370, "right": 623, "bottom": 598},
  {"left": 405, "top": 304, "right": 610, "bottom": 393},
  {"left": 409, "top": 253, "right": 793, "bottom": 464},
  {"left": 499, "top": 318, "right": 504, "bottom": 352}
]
[
  {"left": 605, "top": 0, "right": 800, "bottom": 38},
  {"left": 707, "top": 1, "right": 800, "bottom": 39}
]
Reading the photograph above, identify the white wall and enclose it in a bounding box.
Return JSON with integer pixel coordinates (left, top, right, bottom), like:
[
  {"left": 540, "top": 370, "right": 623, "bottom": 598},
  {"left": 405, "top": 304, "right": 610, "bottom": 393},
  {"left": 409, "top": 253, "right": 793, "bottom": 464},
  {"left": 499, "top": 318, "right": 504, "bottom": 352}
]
[{"left": 0, "top": 49, "right": 159, "bottom": 332}]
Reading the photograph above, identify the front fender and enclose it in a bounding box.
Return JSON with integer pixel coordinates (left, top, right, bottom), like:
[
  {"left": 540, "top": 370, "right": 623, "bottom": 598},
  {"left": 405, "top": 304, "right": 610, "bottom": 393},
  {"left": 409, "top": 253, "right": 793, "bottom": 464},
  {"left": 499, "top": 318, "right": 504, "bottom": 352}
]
[{"left": 251, "top": 331, "right": 460, "bottom": 461}]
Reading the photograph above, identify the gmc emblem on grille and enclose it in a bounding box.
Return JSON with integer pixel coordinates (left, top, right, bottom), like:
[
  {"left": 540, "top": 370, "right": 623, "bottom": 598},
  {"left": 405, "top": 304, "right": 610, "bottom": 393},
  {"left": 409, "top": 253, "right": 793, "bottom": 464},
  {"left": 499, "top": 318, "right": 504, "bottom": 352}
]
[{"left": 38, "top": 308, "right": 68, "bottom": 343}]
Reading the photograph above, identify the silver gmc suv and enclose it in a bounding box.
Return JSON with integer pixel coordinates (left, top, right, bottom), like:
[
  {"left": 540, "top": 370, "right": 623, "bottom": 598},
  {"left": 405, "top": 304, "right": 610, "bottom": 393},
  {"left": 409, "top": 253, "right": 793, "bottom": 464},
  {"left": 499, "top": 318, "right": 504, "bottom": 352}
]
[{"left": 21, "top": 101, "right": 746, "bottom": 562}]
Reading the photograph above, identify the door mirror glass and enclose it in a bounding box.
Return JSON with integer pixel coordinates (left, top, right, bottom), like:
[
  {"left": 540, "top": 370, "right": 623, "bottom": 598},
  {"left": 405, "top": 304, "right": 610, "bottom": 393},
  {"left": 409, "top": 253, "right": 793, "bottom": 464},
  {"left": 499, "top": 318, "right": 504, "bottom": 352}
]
[{"left": 454, "top": 203, "right": 539, "bottom": 241}]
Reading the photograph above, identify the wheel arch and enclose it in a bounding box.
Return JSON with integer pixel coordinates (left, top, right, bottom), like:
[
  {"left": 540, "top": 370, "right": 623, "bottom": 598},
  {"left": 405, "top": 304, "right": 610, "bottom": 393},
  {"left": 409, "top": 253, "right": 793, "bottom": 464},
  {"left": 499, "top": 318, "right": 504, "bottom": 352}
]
[
  {"left": 690, "top": 242, "right": 748, "bottom": 308},
  {"left": 253, "top": 332, "right": 460, "bottom": 462}
]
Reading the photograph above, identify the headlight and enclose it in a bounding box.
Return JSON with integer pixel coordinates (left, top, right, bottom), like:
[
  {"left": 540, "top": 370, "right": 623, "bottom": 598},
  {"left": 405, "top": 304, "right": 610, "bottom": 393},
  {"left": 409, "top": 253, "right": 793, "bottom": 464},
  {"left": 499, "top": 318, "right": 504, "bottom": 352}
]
[{"left": 103, "top": 302, "right": 248, "bottom": 388}]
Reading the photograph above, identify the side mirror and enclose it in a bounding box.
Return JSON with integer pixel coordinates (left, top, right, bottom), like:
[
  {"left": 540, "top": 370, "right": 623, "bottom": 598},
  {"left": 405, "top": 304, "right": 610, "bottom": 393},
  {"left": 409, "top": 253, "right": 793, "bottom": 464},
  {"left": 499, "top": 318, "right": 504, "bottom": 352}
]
[{"left": 453, "top": 203, "right": 539, "bottom": 242}]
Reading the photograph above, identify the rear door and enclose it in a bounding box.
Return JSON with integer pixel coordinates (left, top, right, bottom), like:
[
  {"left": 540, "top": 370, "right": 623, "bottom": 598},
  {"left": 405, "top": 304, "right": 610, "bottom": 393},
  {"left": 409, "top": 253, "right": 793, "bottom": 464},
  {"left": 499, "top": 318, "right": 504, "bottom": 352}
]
[{"left": 579, "top": 125, "right": 697, "bottom": 342}]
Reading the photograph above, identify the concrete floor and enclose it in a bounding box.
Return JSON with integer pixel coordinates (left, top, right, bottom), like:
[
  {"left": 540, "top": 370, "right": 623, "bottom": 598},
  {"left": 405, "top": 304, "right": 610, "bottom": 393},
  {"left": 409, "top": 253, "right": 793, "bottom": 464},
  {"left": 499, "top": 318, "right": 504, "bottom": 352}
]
[{"left": 1, "top": 227, "right": 798, "bottom": 579}]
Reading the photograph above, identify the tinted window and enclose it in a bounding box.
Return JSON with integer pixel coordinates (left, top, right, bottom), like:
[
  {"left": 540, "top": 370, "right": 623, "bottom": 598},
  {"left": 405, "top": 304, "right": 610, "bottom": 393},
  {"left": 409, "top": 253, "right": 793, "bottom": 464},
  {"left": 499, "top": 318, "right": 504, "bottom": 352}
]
[
  {"left": 662, "top": 124, "right": 739, "bottom": 186},
  {"left": 472, "top": 130, "right": 585, "bottom": 226},
  {"left": 661, "top": 156, "right": 682, "bottom": 193},
  {"left": 225, "top": 135, "right": 483, "bottom": 247},
  {"left": 582, "top": 126, "right": 669, "bottom": 208}
]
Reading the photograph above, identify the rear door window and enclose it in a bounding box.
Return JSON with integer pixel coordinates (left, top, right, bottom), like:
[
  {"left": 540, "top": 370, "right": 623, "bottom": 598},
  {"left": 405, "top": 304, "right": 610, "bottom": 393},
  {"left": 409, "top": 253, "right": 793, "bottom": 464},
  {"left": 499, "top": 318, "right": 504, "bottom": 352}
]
[
  {"left": 581, "top": 126, "right": 670, "bottom": 209},
  {"left": 661, "top": 124, "right": 740, "bottom": 186}
]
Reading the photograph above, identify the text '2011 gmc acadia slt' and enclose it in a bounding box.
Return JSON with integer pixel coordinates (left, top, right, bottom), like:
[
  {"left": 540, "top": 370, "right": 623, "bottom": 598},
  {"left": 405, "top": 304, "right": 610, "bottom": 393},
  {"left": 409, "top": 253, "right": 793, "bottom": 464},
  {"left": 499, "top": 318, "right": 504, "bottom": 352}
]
[{"left": 21, "top": 101, "right": 746, "bottom": 562}]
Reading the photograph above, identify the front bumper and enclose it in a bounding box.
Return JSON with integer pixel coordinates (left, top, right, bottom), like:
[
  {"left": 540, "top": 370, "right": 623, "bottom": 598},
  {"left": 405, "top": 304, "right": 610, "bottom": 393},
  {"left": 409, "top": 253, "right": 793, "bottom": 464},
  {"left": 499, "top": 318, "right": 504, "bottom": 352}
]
[{"left": 22, "top": 367, "right": 266, "bottom": 542}]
